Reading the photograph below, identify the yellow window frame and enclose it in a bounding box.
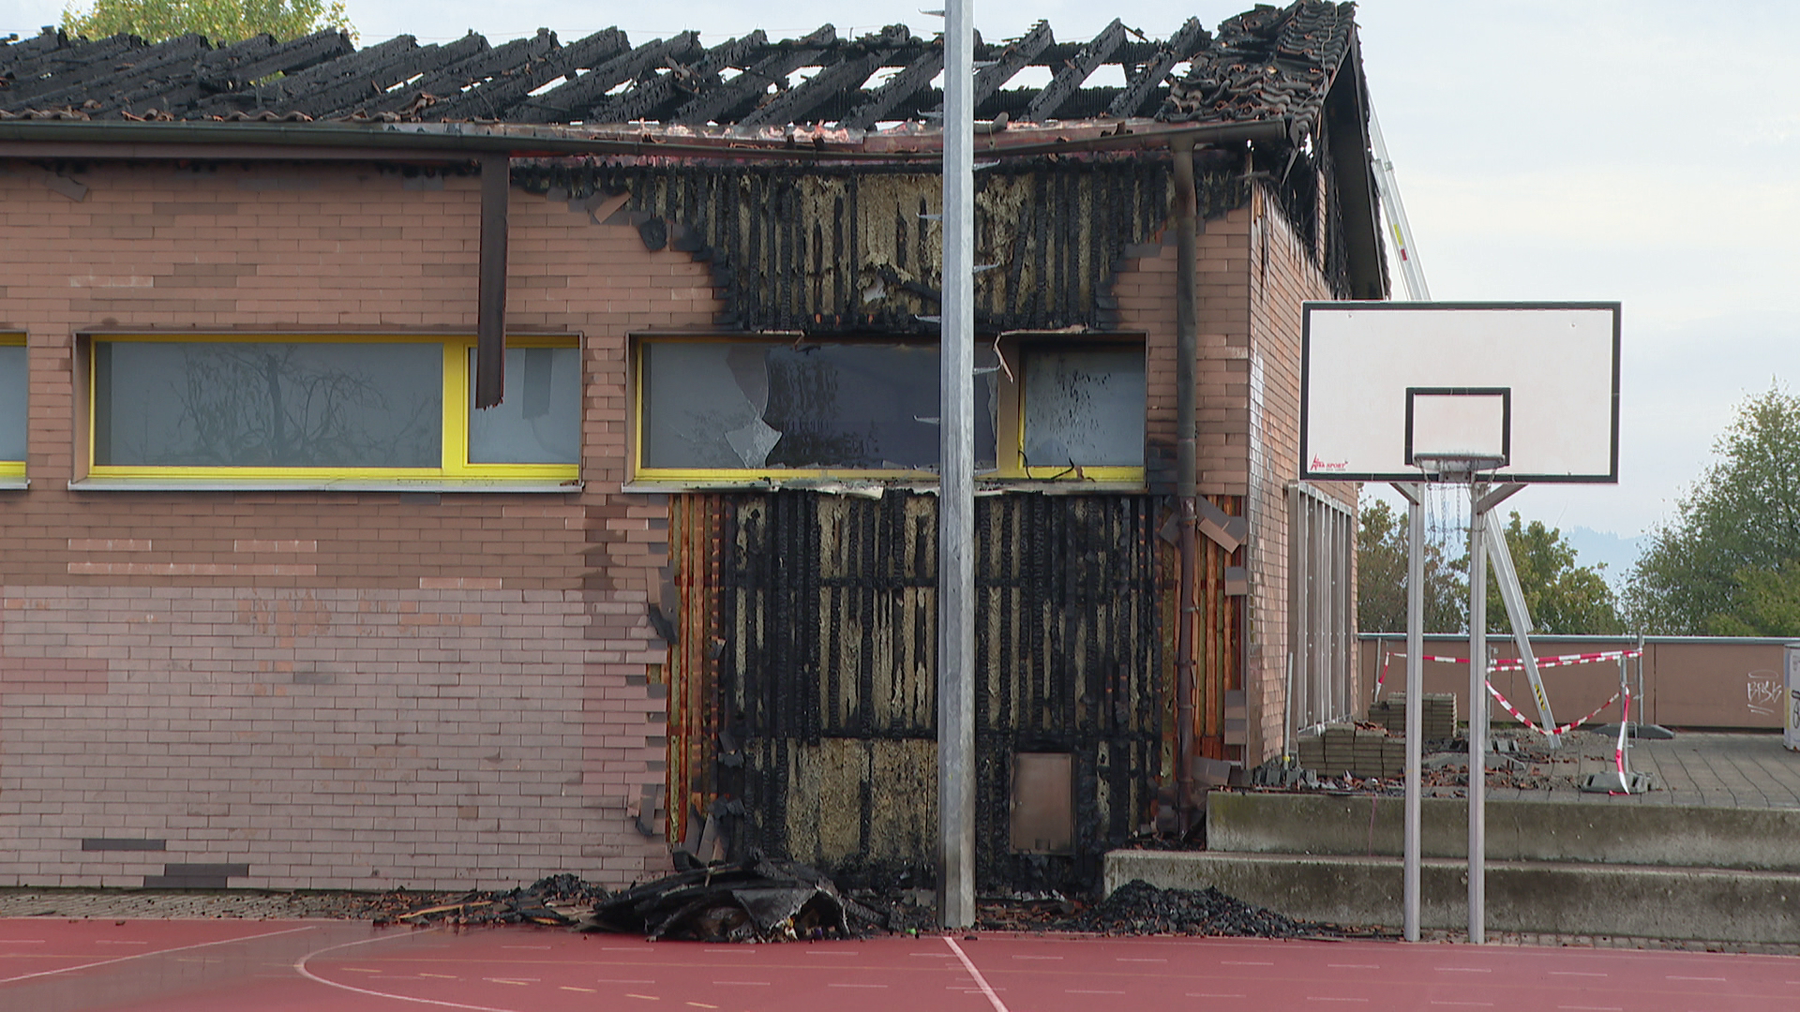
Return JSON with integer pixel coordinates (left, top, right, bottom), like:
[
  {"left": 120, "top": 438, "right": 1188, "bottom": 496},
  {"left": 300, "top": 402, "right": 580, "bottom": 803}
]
[
  {"left": 0, "top": 333, "right": 23, "bottom": 478},
  {"left": 631, "top": 336, "right": 946, "bottom": 484},
  {"left": 88, "top": 333, "right": 580, "bottom": 481},
  {"left": 994, "top": 337, "right": 1146, "bottom": 482},
  {"left": 630, "top": 335, "right": 1146, "bottom": 484}
]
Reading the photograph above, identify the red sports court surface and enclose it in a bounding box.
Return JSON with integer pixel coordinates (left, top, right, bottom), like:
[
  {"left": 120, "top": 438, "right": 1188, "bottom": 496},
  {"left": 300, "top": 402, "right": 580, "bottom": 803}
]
[{"left": 3, "top": 918, "right": 1797, "bottom": 1012}]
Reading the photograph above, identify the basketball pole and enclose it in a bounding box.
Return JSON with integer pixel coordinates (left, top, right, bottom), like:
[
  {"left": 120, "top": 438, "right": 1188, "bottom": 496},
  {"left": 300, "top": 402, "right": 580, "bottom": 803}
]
[
  {"left": 1391, "top": 481, "right": 1425, "bottom": 942},
  {"left": 1466, "top": 478, "right": 1523, "bottom": 944}
]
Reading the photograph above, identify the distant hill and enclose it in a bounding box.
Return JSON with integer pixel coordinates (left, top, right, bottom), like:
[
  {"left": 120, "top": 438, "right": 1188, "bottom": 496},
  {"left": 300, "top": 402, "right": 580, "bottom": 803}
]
[{"left": 1564, "top": 527, "right": 1649, "bottom": 590}]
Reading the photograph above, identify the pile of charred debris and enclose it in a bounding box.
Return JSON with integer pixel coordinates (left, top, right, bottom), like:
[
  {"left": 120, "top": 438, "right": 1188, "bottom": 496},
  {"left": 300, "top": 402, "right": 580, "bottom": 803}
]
[{"left": 363, "top": 860, "right": 1360, "bottom": 942}]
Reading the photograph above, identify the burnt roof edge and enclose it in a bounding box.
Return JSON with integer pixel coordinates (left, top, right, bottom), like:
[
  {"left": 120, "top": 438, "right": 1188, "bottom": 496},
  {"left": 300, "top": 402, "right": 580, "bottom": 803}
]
[{"left": 0, "top": 116, "right": 1295, "bottom": 162}]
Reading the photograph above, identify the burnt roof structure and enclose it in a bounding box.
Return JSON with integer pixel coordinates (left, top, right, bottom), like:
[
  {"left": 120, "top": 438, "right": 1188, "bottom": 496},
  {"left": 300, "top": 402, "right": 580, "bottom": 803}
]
[{"left": 1, "top": 2, "right": 1355, "bottom": 135}]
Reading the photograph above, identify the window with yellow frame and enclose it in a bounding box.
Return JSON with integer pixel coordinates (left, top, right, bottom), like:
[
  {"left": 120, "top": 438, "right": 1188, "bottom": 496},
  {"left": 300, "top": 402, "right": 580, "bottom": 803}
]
[
  {"left": 632, "top": 335, "right": 1144, "bottom": 483},
  {"left": 87, "top": 334, "right": 580, "bottom": 482},
  {"left": 0, "top": 334, "right": 24, "bottom": 479}
]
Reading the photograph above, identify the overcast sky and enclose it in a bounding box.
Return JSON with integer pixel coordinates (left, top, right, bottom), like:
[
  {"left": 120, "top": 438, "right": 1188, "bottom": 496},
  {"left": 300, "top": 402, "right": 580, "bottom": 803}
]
[{"left": 6, "top": 0, "right": 1796, "bottom": 540}]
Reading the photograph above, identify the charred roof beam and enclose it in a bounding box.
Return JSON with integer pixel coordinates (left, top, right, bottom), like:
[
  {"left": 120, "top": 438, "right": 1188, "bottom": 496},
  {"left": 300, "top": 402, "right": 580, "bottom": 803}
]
[
  {"left": 313, "top": 34, "right": 491, "bottom": 119},
  {"left": 368, "top": 32, "right": 558, "bottom": 116},
  {"left": 8, "top": 31, "right": 209, "bottom": 113},
  {"left": 670, "top": 23, "right": 835, "bottom": 126},
  {"left": 193, "top": 30, "right": 356, "bottom": 95},
  {"left": 428, "top": 27, "right": 629, "bottom": 122},
  {"left": 589, "top": 31, "right": 766, "bottom": 125},
  {"left": 1105, "top": 17, "right": 1208, "bottom": 118},
  {"left": 928, "top": 20, "right": 1051, "bottom": 118},
  {"left": 1023, "top": 18, "right": 1125, "bottom": 123},
  {"left": 194, "top": 33, "right": 415, "bottom": 114},
  {"left": 839, "top": 41, "right": 942, "bottom": 130},
  {"left": 2, "top": 32, "right": 148, "bottom": 104},
  {"left": 517, "top": 31, "right": 702, "bottom": 124},
  {"left": 737, "top": 29, "right": 908, "bottom": 127}
]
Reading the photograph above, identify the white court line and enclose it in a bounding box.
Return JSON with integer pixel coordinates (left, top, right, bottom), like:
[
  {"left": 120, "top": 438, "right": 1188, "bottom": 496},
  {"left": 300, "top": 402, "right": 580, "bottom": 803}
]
[
  {"left": 944, "top": 936, "right": 1010, "bottom": 1012},
  {"left": 714, "top": 980, "right": 770, "bottom": 985},
  {"left": 1, "top": 925, "right": 317, "bottom": 985},
  {"left": 1117, "top": 957, "right": 1167, "bottom": 962},
  {"left": 910, "top": 953, "right": 956, "bottom": 958},
  {"left": 1549, "top": 972, "right": 1608, "bottom": 977},
  {"left": 828, "top": 983, "right": 889, "bottom": 988},
  {"left": 1066, "top": 989, "right": 1125, "bottom": 995},
  {"left": 1556, "top": 1006, "right": 1623, "bottom": 1011},
  {"left": 1436, "top": 967, "right": 1492, "bottom": 972},
  {"left": 1430, "top": 1002, "right": 1493, "bottom": 1008},
  {"left": 1329, "top": 964, "right": 1380, "bottom": 969},
  {"left": 294, "top": 928, "right": 523, "bottom": 1012},
  {"left": 596, "top": 979, "right": 658, "bottom": 984},
  {"left": 500, "top": 946, "right": 549, "bottom": 950},
  {"left": 94, "top": 940, "right": 150, "bottom": 946},
  {"left": 1013, "top": 955, "right": 1062, "bottom": 960},
  {"left": 1307, "top": 998, "right": 1368, "bottom": 1003},
  {"left": 1666, "top": 976, "right": 1726, "bottom": 982},
  {"left": 1223, "top": 960, "right": 1274, "bottom": 966},
  {"left": 1188, "top": 994, "right": 1246, "bottom": 999}
]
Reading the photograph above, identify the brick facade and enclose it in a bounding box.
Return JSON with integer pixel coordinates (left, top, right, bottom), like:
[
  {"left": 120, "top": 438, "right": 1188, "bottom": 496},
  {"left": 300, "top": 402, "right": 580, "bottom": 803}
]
[
  {"left": 0, "top": 156, "right": 1357, "bottom": 887},
  {"left": 0, "top": 161, "right": 714, "bottom": 888}
]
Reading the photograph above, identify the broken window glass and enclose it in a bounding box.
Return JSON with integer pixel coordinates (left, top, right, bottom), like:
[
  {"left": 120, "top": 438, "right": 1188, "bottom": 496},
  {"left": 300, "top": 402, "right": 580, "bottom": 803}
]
[
  {"left": 0, "top": 344, "right": 24, "bottom": 462},
  {"left": 1022, "top": 347, "right": 1146, "bottom": 468},
  {"left": 641, "top": 340, "right": 995, "bottom": 473},
  {"left": 467, "top": 346, "right": 581, "bottom": 464},
  {"left": 93, "top": 341, "right": 443, "bottom": 468}
]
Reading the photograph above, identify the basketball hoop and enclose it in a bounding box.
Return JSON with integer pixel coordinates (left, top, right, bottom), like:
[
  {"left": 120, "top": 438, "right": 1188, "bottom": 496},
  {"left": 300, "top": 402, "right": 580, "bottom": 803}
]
[{"left": 1411, "top": 453, "right": 1506, "bottom": 483}]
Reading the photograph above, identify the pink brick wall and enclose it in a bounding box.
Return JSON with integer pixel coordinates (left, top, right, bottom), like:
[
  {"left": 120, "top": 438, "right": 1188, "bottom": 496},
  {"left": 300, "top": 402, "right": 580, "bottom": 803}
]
[{"left": 0, "top": 160, "right": 715, "bottom": 888}]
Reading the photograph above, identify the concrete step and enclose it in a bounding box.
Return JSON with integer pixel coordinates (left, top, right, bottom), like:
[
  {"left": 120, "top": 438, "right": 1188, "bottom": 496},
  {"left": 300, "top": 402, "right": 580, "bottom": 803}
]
[
  {"left": 1207, "top": 790, "right": 1800, "bottom": 871},
  {"left": 1104, "top": 849, "right": 1800, "bottom": 943}
]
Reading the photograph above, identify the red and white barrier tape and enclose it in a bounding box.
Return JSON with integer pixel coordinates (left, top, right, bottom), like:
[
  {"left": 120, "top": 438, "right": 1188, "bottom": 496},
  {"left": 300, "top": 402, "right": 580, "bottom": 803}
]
[
  {"left": 1377, "top": 648, "right": 1642, "bottom": 691},
  {"left": 1484, "top": 681, "right": 1622, "bottom": 738}
]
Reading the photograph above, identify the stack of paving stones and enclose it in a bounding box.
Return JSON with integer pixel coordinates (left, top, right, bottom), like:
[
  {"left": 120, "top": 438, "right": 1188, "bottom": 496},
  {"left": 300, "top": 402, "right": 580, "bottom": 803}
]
[
  {"left": 1295, "top": 723, "right": 1404, "bottom": 779},
  {"left": 1369, "top": 692, "right": 1458, "bottom": 741}
]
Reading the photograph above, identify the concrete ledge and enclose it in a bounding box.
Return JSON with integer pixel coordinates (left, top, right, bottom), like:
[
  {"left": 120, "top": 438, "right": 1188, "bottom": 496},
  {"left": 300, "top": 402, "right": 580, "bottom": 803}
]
[
  {"left": 1207, "top": 790, "right": 1800, "bottom": 871},
  {"left": 1105, "top": 850, "right": 1800, "bottom": 943}
]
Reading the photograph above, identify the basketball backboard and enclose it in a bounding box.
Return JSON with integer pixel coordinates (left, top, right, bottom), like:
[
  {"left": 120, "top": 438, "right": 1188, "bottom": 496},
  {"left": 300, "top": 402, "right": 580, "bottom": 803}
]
[{"left": 1300, "top": 302, "right": 1620, "bottom": 483}]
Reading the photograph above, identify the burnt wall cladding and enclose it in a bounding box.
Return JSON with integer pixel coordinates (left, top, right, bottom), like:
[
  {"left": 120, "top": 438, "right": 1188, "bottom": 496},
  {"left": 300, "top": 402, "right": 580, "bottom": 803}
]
[
  {"left": 705, "top": 490, "right": 1161, "bottom": 887},
  {"left": 515, "top": 157, "right": 1250, "bottom": 335}
]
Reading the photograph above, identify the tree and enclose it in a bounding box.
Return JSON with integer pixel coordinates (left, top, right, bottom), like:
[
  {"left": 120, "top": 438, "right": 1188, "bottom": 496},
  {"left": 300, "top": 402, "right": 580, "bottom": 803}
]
[
  {"left": 1357, "top": 499, "right": 1466, "bottom": 634},
  {"left": 1485, "top": 512, "right": 1624, "bottom": 635},
  {"left": 1625, "top": 386, "right": 1800, "bottom": 635},
  {"left": 61, "top": 0, "right": 353, "bottom": 44}
]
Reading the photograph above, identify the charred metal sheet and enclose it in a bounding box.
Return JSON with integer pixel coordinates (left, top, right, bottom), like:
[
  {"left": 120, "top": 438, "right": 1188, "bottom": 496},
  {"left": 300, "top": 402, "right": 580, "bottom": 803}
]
[{"left": 587, "top": 857, "right": 875, "bottom": 941}]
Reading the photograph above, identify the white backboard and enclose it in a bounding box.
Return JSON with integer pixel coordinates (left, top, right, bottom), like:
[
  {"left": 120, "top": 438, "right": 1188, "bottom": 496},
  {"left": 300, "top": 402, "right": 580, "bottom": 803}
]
[{"left": 1300, "top": 302, "right": 1620, "bottom": 483}]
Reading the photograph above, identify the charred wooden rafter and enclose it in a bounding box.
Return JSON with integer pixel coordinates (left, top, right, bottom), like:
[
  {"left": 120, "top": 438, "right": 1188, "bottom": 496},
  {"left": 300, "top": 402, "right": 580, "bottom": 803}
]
[
  {"left": 671, "top": 24, "right": 836, "bottom": 126},
  {"left": 1024, "top": 19, "right": 1125, "bottom": 123},
  {"left": 1, "top": 3, "right": 1356, "bottom": 130},
  {"left": 589, "top": 31, "right": 767, "bottom": 125}
]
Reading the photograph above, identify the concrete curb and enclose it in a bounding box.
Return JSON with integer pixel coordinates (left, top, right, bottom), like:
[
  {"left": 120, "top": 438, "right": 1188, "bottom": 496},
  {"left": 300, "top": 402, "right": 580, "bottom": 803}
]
[
  {"left": 1104, "top": 850, "right": 1800, "bottom": 943},
  {"left": 1207, "top": 791, "right": 1800, "bottom": 871}
]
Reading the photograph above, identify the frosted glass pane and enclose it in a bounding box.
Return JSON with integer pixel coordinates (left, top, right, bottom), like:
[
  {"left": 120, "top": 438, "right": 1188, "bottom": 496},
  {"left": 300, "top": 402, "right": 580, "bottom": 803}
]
[
  {"left": 468, "top": 346, "right": 580, "bottom": 464},
  {"left": 0, "top": 345, "right": 24, "bottom": 461},
  {"left": 1022, "top": 349, "right": 1145, "bottom": 467},
  {"left": 94, "top": 341, "right": 442, "bottom": 468}
]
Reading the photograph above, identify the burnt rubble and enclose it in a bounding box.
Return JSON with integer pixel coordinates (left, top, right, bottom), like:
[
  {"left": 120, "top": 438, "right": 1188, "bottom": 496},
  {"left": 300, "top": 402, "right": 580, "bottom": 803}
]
[{"left": 584, "top": 857, "right": 888, "bottom": 942}]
